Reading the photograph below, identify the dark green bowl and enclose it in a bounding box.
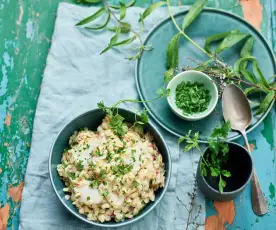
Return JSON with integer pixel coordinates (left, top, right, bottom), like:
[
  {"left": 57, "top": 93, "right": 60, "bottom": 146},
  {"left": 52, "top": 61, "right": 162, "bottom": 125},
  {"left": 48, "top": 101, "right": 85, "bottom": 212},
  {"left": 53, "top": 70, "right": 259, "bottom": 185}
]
[
  {"left": 49, "top": 108, "right": 171, "bottom": 228},
  {"left": 196, "top": 142, "right": 253, "bottom": 201}
]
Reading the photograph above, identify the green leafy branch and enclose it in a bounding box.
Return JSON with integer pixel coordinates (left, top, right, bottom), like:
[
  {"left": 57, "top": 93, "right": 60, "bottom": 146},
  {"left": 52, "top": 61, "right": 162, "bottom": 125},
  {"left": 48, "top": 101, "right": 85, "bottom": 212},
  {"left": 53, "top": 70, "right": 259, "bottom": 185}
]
[
  {"left": 75, "top": 0, "right": 167, "bottom": 59},
  {"left": 97, "top": 86, "right": 169, "bottom": 136},
  {"left": 165, "top": 0, "right": 275, "bottom": 114},
  {"left": 179, "top": 121, "right": 232, "bottom": 193}
]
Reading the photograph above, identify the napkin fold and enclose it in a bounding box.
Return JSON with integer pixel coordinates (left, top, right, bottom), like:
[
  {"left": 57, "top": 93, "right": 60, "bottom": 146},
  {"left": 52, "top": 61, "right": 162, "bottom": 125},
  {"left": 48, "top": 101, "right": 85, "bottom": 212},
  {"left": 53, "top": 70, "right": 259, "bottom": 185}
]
[{"left": 19, "top": 3, "right": 205, "bottom": 230}]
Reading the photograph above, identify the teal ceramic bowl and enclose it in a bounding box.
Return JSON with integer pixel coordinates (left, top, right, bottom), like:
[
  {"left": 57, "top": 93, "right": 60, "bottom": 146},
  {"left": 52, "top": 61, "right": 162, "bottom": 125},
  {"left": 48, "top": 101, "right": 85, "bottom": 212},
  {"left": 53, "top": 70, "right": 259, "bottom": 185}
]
[
  {"left": 196, "top": 142, "right": 253, "bottom": 201},
  {"left": 167, "top": 70, "right": 218, "bottom": 121},
  {"left": 49, "top": 108, "right": 171, "bottom": 228}
]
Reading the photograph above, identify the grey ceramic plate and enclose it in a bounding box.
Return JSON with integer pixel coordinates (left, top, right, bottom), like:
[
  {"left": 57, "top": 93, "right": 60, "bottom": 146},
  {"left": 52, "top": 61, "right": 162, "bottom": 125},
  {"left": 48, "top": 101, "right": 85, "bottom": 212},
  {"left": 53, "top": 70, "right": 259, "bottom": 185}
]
[{"left": 136, "top": 8, "right": 276, "bottom": 142}]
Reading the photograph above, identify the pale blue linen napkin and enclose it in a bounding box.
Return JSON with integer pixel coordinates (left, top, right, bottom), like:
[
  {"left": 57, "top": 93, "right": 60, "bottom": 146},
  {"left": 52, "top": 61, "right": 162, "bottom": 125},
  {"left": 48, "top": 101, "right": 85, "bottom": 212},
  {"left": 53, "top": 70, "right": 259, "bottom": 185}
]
[{"left": 19, "top": 3, "right": 205, "bottom": 230}]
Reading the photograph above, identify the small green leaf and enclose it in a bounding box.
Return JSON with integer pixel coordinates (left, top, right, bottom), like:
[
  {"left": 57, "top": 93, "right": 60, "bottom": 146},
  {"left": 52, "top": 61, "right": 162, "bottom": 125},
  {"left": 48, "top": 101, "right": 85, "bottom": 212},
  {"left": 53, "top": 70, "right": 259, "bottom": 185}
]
[
  {"left": 221, "top": 170, "right": 231, "bottom": 177},
  {"left": 164, "top": 68, "right": 174, "bottom": 83},
  {"left": 85, "top": 11, "right": 110, "bottom": 30},
  {"left": 233, "top": 56, "right": 256, "bottom": 75},
  {"left": 166, "top": 33, "right": 181, "bottom": 69},
  {"left": 113, "top": 36, "right": 136, "bottom": 46},
  {"left": 201, "top": 164, "right": 207, "bottom": 177},
  {"left": 215, "top": 32, "right": 249, "bottom": 54},
  {"left": 255, "top": 91, "right": 275, "bottom": 115},
  {"left": 182, "top": 0, "right": 208, "bottom": 30},
  {"left": 156, "top": 88, "right": 164, "bottom": 96},
  {"left": 101, "top": 26, "right": 121, "bottom": 54},
  {"left": 139, "top": 109, "right": 148, "bottom": 124},
  {"left": 219, "top": 176, "right": 226, "bottom": 193},
  {"left": 210, "top": 167, "right": 220, "bottom": 177},
  {"left": 240, "top": 37, "right": 254, "bottom": 69},
  {"left": 139, "top": 2, "right": 167, "bottom": 22},
  {"left": 204, "top": 30, "right": 238, "bottom": 53},
  {"left": 240, "top": 69, "right": 257, "bottom": 84},
  {"left": 252, "top": 61, "right": 270, "bottom": 89},
  {"left": 120, "top": 2, "right": 126, "bottom": 20},
  {"left": 110, "top": 0, "right": 135, "bottom": 9},
  {"left": 108, "top": 22, "right": 131, "bottom": 33},
  {"left": 76, "top": 7, "right": 106, "bottom": 26},
  {"left": 244, "top": 87, "right": 265, "bottom": 95}
]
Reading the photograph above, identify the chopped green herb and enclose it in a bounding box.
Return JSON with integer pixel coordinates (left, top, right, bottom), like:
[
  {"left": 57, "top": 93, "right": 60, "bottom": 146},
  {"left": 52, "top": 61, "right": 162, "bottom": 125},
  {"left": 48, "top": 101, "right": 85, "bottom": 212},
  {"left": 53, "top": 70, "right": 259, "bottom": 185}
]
[
  {"left": 175, "top": 81, "right": 211, "bottom": 115},
  {"left": 68, "top": 172, "right": 76, "bottom": 180},
  {"left": 109, "top": 114, "right": 126, "bottom": 136},
  {"left": 95, "top": 148, "right": 103, "bottom": 157},
  {"left": 87, "top": 196, "right": 91, "bottom": 201},
  {"left": 89, "top": 180, "right": 99, "bottom": 188},
  {"left": 107, "top": 151, "right": 115, "bottom": 162},
  {"left": 64, "top": 147, "right": 69, "bottom": 152},
  {"left": 131, "top": 150, "right": 136, "bottom": 162},
  {"left": 102, "top": 190, "right": 109, "bottom": 197},
  {"left": 134, "top": 181, "right": 140, "bottom": 188},
  {"left": 77, "top": 160, "right": 84, "bottom": 171},
  {"left": 100, "top": 169, "right": 106, "bottom": 179}
]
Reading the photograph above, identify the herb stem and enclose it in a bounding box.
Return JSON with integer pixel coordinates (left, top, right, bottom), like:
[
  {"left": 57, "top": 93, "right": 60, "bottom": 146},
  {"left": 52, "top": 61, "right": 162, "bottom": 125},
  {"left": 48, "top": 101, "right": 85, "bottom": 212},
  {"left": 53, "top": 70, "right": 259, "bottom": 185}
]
[
  {"left": 112, "top": 95, "right": 162, "bottom": 108},
  {"left": 166, "top": 0, "right": 226, "bottom": 67},
  {"left": 102, "top": 0, "right": 144, "bottom": 54}
]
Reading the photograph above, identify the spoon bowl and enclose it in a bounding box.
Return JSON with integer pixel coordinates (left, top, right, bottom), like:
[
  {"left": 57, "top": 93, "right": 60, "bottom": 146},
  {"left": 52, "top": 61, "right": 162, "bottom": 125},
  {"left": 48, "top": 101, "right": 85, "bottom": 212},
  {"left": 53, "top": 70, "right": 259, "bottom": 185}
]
[{"left": 222, "top": 84, "right": 252, "bottom": 131}]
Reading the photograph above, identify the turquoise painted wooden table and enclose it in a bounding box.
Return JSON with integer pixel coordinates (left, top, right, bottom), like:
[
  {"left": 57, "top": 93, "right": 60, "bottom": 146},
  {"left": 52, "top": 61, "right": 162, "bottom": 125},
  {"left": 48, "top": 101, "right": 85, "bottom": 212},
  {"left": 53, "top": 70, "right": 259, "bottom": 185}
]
[{"left": 0, "top": 0, "right": 275, "bottom": 229}]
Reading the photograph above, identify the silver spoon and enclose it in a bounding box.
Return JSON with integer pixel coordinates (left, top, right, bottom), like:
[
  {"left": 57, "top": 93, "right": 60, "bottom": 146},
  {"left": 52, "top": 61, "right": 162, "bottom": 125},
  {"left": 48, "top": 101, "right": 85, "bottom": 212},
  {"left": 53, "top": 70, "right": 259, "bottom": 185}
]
[{"left": 222, "top": 83, "right": 267, "bottom": 216}]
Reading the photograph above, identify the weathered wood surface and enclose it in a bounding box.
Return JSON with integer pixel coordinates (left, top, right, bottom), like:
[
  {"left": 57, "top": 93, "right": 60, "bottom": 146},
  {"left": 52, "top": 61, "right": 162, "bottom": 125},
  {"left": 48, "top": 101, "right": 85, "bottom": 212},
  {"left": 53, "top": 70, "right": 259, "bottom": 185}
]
[{"left": 0, "top": 0, "right": 275, "bottom": 229}]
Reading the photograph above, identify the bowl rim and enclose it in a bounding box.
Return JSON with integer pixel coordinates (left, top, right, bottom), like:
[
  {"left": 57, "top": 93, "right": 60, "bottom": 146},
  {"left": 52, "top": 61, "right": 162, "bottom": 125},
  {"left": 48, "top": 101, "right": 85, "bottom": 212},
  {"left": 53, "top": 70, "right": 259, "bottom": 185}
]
[
  {"left": 48, "top": 108, "right": 172, "bottom": 228},
  {"left": 199, "top": 141, "right": 253, "bottom": 195},
  {"left": 166, "top": 70, "right": 219, "bottom": 121}
]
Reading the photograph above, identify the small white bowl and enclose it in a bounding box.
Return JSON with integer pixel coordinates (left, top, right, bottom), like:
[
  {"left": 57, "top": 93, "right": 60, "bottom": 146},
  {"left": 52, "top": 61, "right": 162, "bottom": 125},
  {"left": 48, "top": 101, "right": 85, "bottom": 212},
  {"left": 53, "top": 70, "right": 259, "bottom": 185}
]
[{"left": 167, "top": 70, "right": 218, "bottom": 121}]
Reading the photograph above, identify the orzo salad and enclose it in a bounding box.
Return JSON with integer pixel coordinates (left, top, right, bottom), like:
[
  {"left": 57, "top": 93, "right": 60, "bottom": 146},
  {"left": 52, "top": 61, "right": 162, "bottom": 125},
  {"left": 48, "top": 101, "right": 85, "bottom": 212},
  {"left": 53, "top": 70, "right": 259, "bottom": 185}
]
[{"left": 57, "top": 115, "right": 165, "bottom": 223}]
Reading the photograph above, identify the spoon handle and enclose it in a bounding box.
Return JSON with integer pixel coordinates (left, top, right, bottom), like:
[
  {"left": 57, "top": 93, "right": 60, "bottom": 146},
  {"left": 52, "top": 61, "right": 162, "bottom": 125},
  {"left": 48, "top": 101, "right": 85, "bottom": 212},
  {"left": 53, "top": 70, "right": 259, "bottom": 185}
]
[
  {"left": 252, "top": 169, "right": 268, "bottom": 215},
  {"left": 241, "top": 131, "right": 268, "bottom": 216}
]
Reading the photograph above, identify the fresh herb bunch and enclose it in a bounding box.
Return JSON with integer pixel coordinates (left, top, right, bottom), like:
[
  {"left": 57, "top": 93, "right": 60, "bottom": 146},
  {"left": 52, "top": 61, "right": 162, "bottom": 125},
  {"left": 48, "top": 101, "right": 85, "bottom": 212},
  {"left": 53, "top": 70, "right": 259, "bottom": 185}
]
[
  {"left": 175, "top": 81, "right": 211, "bottom": 115},
  {"left": 74, "top": 0, "right": 165, "bottom": 59},
  {"left": 164, "top": 0, "right": 275, "bottom": 114},
  {"left": 178, "top": 121, "right": 232, "bottom": 193},
  {"left": 97, "top": 86, "right": 169, "bottom": 136}
]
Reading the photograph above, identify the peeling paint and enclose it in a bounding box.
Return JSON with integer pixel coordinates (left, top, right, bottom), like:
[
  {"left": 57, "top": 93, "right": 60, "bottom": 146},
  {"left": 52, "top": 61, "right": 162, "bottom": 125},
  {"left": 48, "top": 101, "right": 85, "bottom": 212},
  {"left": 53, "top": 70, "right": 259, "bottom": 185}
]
[
  {"left": 0, "top": 96, "right": 12, "bottom": 131},
  {"left": 24, "top": 75, "right": 28, "bottom": 84},
  {"left": 214, "top": 201, "right": 235, "bottom": 224},
  {"left": 0, "top": 203, "right": 9, "bottom": 230},
  {"left": 269, "top": 183, "right": 275, "bottom": 200},
  {"left": 0, "top": 168, "right": 2, "bottom": 174},
  {"left": 206, "top": 201, "right": 235, "bottom": 229},
  {"left": 261, "top": 114, "right": 275, "bottom": 151},
  {"left": 240, "top": 0, "right": 262, "bottom": 30},
  {"left": 26, "top": 20, "right": 35, "bottom": 40},
  {"left": 4, "top": 113, "right": 11, "bottom": 126},
  {"left": 206, "top": 215, "right": 225, "bottom": 230},
  {"left": 8, "top": 182, "right": 24, "bottom": 202},
  {"left": 16, "top": 5, "right": 24, "bottom": 25}
]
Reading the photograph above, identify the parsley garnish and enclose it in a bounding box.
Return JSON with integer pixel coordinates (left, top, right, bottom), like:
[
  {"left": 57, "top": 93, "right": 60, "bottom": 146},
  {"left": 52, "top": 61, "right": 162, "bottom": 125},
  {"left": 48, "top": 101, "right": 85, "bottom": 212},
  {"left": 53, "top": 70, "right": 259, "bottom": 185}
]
[
  {"left": 102, "top": 190, "right": 109, "bottom": 197},
  {"left": 68, "top": 172, "right": 76, "bottom": 179},
  {"left": 107, "top": 151, "right": 115, "bottom": 162},
  {"left": 77, "top": 160, "right": 84, "bottom": 171},
  {"left": 109, "top": 114, "right": 126, "bottom": 136},
  {"left": 87, "top": 196, "right": 90, "bottom": 201},
  {"left": 178, "top": 121, "right": 232, "bottom": 193},
  {"left": 64, "top": 147, "right": 69, "bottom": 152},
  {"left": 89, "top": 180, "right": 99, "bottom": 188},
  {"left": 100, "top": 169, "right": 106, "bottom": 179},
  {"left": 175, "top": 81, "right": 211, "bottom": 115},
  {"left": 131, "top": 150, "right": 136, "bottom": 162}
]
